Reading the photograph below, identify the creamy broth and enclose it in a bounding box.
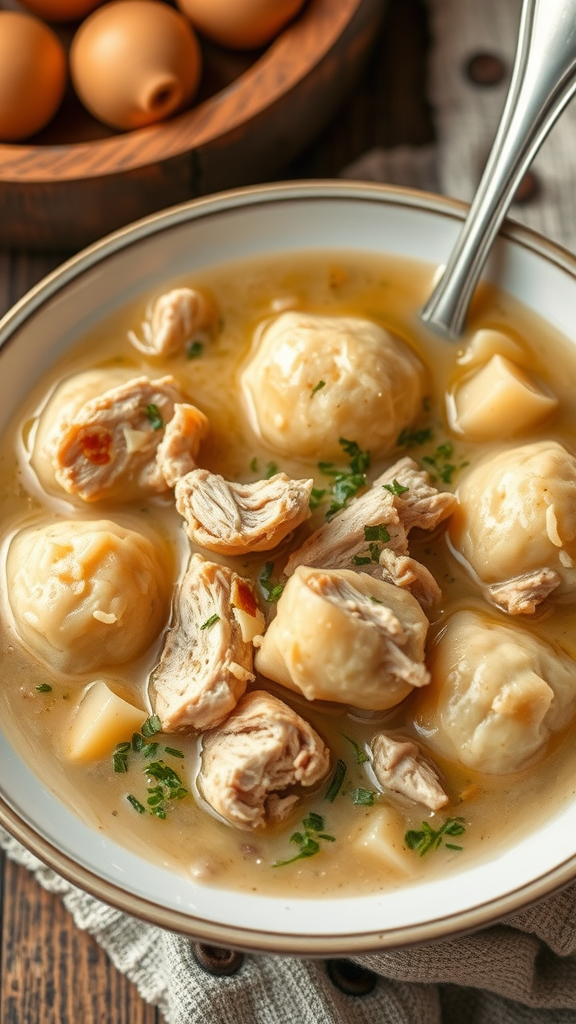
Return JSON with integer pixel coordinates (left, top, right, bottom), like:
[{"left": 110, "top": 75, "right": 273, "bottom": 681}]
[{"left": 2, "top": 251, "right": 576, "bottom": 897}]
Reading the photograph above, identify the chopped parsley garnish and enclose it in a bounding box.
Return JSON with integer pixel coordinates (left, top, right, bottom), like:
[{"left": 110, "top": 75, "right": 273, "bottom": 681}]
[
  {"left": 319, "top": 438, "right": 371, "bottom": 518},
  {"left": 404, "top": 816, "right": 466, "bottom": 856},
  {"left": 265, "top": 462, "right": 278, "bottom": 479},
  {"left": 369, "top": 595, "right": 383, "bottom": 604},
  {"left": 311, "top": 380, "right": 326, "bottom": 396},
  {"left": 200, "top": 613, "right": 220, "bottom": 630},
  {"left": 342, "top": 735, "right": 370, "bottom": 764},
  {"left": 273, "top": 812, "right": 335, "bottom": 867},
  {"left": 127, "top": 794, "right": 146, "bottom": 814},
  {"left": 422, "top": 442, "right": 468, "bottom": 484},
  {"left": 164, "top": 746, "right": 185, "bottom": 758},
  {"left": 309, "top": 487, "right": 327, "bottom": 511},
  {"left": 35, "top": 683, "right": 52, "bottom": 693},
  {"left": 112, "top": 741, "right": 131, "bottom": 773},
  {"left": 353, "top": 523, "right": 391, "bottom": 565},
  {"left": 145, "top": 403, "right": 164, "bottom": 430},
  {"left": 383, "top": 479, "right": 409, "bottom": 497},
  {"left": 324, "top": 759, "right": 347, "bottom": 802},
  {"left": 250, "top": 457, "right": 259, "bottom": 473},
  {"left": 397, "top": 426, "right": 434, "bottom": 448},
  {"left": 351, "top": 788, "right": 377, "bottom": 806},
  {"left": 140, "top": 760, "right": 188, "bottom": 819},
  {"left": 186, "top": 340, "right": 204, "bottom": 360},
  {"left": 141, "top": 714, "right": 162, "bottom": 738},
  {"left": 259, "top": 562, "right": 285, "bottom": 603}
]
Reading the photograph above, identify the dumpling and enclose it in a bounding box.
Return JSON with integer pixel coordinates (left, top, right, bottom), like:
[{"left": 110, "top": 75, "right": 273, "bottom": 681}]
[
  {"left": 6, "top": 518, "right": 170, "bottom": 674},
  {"left": 241, "top": 311, "right": 426, "bottom": 460},
  {"left": 450, "top": 441, "right": 576, "bottom": 612},
  {"left": 417, "top": 609, "right": 576, "bottom": 774},
  {"left": 254, "top": 566, "right": 430, "bottom": 710}
]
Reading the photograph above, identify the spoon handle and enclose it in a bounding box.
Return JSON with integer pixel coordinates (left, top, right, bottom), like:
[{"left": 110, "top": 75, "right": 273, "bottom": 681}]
[{"left": 421, "top": 0, "right": 576, "bottom": 340}]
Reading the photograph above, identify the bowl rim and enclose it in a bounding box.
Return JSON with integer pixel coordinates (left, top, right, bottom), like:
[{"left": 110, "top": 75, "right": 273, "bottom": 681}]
[
  {"left": 3, "top": 179, "right": 576, "bottom": 954},
  {"left": 0, "top": 0, "right": 364, "bottom": 183}
]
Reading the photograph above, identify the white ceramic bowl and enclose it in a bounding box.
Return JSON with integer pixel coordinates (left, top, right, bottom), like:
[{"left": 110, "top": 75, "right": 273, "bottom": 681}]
[{"left": 2, "top": 181, "right": 576, "bottom": 954}]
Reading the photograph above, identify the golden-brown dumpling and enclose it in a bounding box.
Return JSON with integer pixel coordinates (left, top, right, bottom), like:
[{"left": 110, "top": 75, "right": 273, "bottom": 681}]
[
  {"left": 418, "top": 610, "right": 576, "bottom": 773},
  {"left": 241, "top": 311, "right": 426, "bottom": 460},
  {"left": 450, "top": 441, "right": 576, "bottom": 609},
  {"left": 254, "top": 566, "right": 430, "bottom": 710},
  {"left": 6, "top": 518, "right": 170, "bottom": 673}
]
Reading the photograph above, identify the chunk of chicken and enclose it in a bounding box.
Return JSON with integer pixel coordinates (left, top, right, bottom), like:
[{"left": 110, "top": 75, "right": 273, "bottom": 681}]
[
  {"left": 285, "top": 457, "right": 455, "bottom": 606},
  {"left": 156, "top": 404, "right": 209, "bottom": 487},
  {"left": 130, "top": 287, "right": 217, "bottom": 357},
  {"left": 371, "top": 732, "right": 449, "bottom": 811},
  {"left": 149, "top": 554, "right": 262, "bottom": 732},
  {"left": 49, "top": 375, "right": 208, "bottom": 502},
  {"left": 199, "top": 690, "right": 330, "bottom": 829},
  {"left": 175, "top": 470, "right": 313, "bottom": 556},
  {"left": 488, "top": 568, "right": 561, "bottom": 615}
]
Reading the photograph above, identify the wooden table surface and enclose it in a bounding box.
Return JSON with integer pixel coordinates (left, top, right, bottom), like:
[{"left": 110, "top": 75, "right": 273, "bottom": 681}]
[{"left": 0, "top": 2, "right": 432, "bottom": 1019}]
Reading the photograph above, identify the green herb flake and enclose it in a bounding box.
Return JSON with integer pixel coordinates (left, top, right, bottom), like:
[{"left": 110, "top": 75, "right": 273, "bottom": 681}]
[
  {"left": 339, "top": 437, "right": 371, "bottom": 475},
  {"left": 342, "top": 735, "right": 370, "bottom": 764},
  {"left": 405, "top": 816, "right": 466, "bottom": 857},
  {"left": 150, "top": 805, "right": 167, "bottom": 820},
  {"left": 318, "top": 439, "right": 371, "bottom": 519},
  {"left": 259, "top": 562, "right": 285, "bottom": 603},
  {"left": 112, "top": 749, "right": 129, "bottom": 774},
  {"left": 324, "top": 759, "right": 347, "bottom": 802},
  {"left": 35, "top": 683, "right": 52, "bottom": 693},
  {"left": 353, "top": 555, "right": 371, "bottom": 566},
  {"left": 397, "top": 427, "right": 434, "bottom": 448},
  {"left": 127, "top": 794, "right": 146, "bottom": 814},
  {"left": 200, "top": 613, "right": 220, "bottom": 630},
  {"left": 142, "top": 742, "right": 159, "bottom": 758},
  {"left": 272, "top": 811, "right": 336, "bottom": 867},
  {"left": 351, "top": 788, "right": 377, "bottom": 806},
  {"left": 309, "top": 488, "right": 327, "bottom": 511},
  {"left": 145, "top": 760, "right": 185, "bottom": 792},
  {"left": 145, "top": 403, "right": 164, "bottom": 431},
  {"left": 132, "top": 732, "right": 144, "bottom": 752},
  {"left": 164, "top": 746, "right": 185, "bottom": 759},
  {"left": 186, "top": 340, "right": 204, "bottom": 360},
  {"left": 383, "top": 479, "right": 409, "bottom": 497},
  {"left": 364, "top": 524, "right": 391, "bottom": 543},
  {"left": 311, "top": 380, "right": 326, "bottom": 396},
  {"left": 265, "top": 462, "right": 278, "bottom": 479},
  {"left": 141, "top": 714, "right": 162, "bottom": 738},
  {"left": 370, "top": 596, "right": 383, "bottom": 604},
  {"left": 250, "top": 457, "right": 259, "bottom": 472}
]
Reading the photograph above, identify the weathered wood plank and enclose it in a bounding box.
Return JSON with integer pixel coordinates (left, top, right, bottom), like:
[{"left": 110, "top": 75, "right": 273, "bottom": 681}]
[{"left": 1, "top": 861, "right": 160, "bottom": 1024}]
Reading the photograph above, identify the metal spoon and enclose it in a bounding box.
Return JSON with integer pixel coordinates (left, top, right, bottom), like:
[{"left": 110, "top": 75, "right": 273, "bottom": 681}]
[{"left": 421, "top": 0, "right": 576, "bottom": 339}]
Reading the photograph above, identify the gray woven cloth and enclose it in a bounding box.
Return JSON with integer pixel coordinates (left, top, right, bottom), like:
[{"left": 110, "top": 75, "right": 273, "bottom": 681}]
[{"left": 6, "top": 1, "right": 576, "bottom": 1021}]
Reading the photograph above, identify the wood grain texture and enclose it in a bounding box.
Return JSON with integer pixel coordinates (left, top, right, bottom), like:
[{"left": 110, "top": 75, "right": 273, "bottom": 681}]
[
  {"left": 0, "top": 2, "right": 433, "bottom": 1019},
  {"left": 0, "top": 0, "right": 383, "bottom": 250}
]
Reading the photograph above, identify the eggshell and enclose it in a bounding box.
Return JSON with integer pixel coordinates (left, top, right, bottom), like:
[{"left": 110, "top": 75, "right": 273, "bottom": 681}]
[
  {"left": 18, "top": 0, "right": 103, "bottom": 24},
  {"left": 70, "top": 0, "right": 202, "bottom": 131},
  {"left": 0, "top": 12, "right": 66, "bottom": 142},
  {"left": 176, "top": 0, "right": 306, "bottom": 50}
]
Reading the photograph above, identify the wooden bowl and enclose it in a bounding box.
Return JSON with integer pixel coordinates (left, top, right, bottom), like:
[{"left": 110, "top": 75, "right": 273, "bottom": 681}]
[{"left": 0, "top": 0, "right": 383, "bottom": 251}]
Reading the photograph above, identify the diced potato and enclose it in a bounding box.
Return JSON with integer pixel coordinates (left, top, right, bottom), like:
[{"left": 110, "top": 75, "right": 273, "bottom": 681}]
[
  {"left": 459, "top": 328, "right": 525, "bottom": 367},
  {"left": 449, "top": 355, "right": 558, "bottom": 439},
  {"left": 67, "top": 679, "right": 145, "bottom": 762},
  {"left": 350, "top": 804, "right": 416, "bottom": 877}
]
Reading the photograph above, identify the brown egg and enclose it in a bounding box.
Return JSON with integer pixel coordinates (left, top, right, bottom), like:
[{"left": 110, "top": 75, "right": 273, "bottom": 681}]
[
  {"left": 70, "top": 0, "right": 202, "bottom": 131},
  {"left": 176, "top": 0, "right": 306, "bottom": 49},
  {"left": 0, "top": 12, "right": 66, "bottom": 142},
  {"left": 18, "top": 0, "right": 103, "bottom": 24}
]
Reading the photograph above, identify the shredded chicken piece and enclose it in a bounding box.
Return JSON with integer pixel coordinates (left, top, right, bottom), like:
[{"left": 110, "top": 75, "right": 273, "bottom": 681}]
[
  {"left": 284, "top": 457, "right": 455, "bottom": 605},
  {"left": 199, "top": 690, "right": 330, "bottom": 829},
  {"left": 488, "top": 568, "right": 561, "bottom": 615},
  {"left": 155, "top": 403, "right": 209, "bottom": 487},
  {"left": 379, "top": 549, "right": 441, "bottom": 607},
  {"left": 175, "top": 469, "right": 313, "bottom": 555},
  {"left": 371, "top": 732, "right": 449, "bottom": 811},
  {"left": 149, "top": 554, "right": 259, "bottom": 732},
  {"left": 307, "top": 572, "right": 430, "bottom": 690},
  {"left": 49, "top": 375, "right": 208, "bottom": 501},
  {"left": 130, "top": 288, "right": 217, "bottom": 357}
]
